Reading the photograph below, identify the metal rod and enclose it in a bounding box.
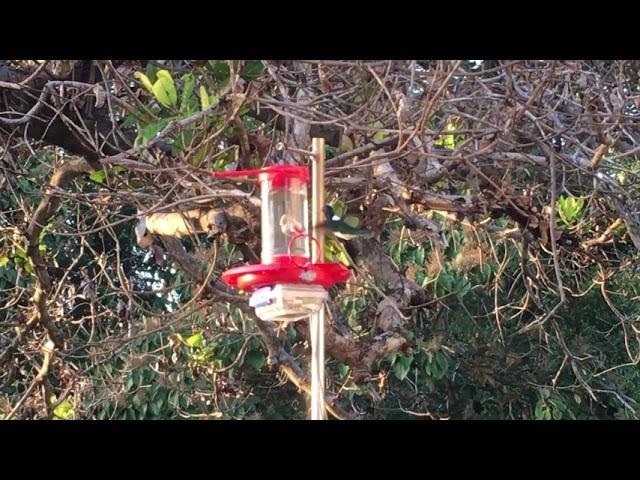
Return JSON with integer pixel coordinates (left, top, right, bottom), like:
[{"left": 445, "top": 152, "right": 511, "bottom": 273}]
[{"left": 310, "top": 137, "right": 327, "bottom": 420}]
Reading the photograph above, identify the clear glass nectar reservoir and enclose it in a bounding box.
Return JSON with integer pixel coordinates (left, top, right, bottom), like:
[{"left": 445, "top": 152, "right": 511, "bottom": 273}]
[{"left": 260, "top": 174, "right": 309, "bottom": 263}]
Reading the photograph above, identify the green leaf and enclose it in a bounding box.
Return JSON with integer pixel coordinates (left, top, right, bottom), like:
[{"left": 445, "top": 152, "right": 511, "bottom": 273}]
[
  {"left": 132, "top": 393, "right": 143, "bottom": 408},
  {"left": 89, "top": 170, "right": 106, "bottom": 184},
  {"left": 152, "top": 70, "right": 177, "bottom": 108},
  {"left": 142, "top": 368, "right": 155, "bottom": 384},
  {"left": 132, "top": 368, "right": 141, "bottom": 386},
  {"left": 557, "top": 195, "right": 585, "bottom": 225},
  {"left": 242, "top": 115, "right": 262, "bottom": 134},
  {"left": 134, "top": 71, "right": 154, "bottom": 93},
  {"left": 140, "top": 119, "right": 170, "bottom": 145},
  {"left": 210, "top": 61, "right": 230, "bottom": 80},
  {"left": 391, "top": 244, "right": 403, "bottom": 265},
  {"left": 436, "top": 271, "right": 455, "bottom": 295},
  {"left": 549, "top": 396, "right": 567, "bottom": 413},
  {"left": 432, "top": 350, "right": 449, "bottom": 380},
  {"left": 17, "top": 176, "right": 33, "bottom": 193},
  {"left": 336, "top": 248, "right": 350, "bottom": 266},
  {"left": 241, "top": 61, "right": 264, "bottom": 81},
  {"left": 112, "top": 165, "right": 126, "bottom": 175},
  {"left": 149, "top": 400, "right": 160, "bottom": 417},
  {"left": 186, "top": 331, "right": 205, "bottom": 348},
  {"left": 145, "top": 63, "right": 159, "bottom": 82},
  {"left": 189, "top": 145, "right": 208, "bottom": 167},
  {"left": 245, "top": 351, "right": 266, "bottom": 370},
  {"left": 338, "top": 363, "right": 350, "bottom": 379},
  {"left": 22, "top": 258, "right": 34, "bottom": 276},
  {"left": 0, "top": 263, "right": 17, "bottom": 284},
  {"left": 199, "top": 85, "right": 211, "bottom": 111},
  {"left": 456, "top": 277, "right": 471, "bottom": 299},
  {"left": 53, "top": 399, "right": 74, "bottom": 420},
  {"left": 387, "top": 351, "right": 398, "bottom": 365},
  {"left": 13, "top": 245, "right": 27, "bottom": 261},
  {"left": 325, "top": 237, "right": 351, "bottom": 266},
  {"left": 393, "top": 355, "right": 413, "bottom": 381},
  {"left": 149, "top": 383, "right": 160, "bottom": 400},
  {"left": 121, "top": 113, "right": 137, "bottom": 128},
  {"left": 372, "top": 120, "right": 386, "bottom": 141},
  {"left": 0, "top": 256, "right": 9, "bottom": 268},
  {"left": 181, "top": 73, "right": 196, "bottom": 110},
  {"left": 434, "top": 120, "right": 457, "bottom": 150}
]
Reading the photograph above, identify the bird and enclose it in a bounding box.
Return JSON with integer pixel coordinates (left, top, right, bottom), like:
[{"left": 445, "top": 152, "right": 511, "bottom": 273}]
[{"left": 318, "top": 205, "right": 371, "bottom": 241}]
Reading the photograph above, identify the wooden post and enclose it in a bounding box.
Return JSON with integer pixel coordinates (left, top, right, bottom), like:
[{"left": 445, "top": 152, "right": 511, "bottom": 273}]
[{"left": 309, "top": 138, "right": 327, "bottom": 420}]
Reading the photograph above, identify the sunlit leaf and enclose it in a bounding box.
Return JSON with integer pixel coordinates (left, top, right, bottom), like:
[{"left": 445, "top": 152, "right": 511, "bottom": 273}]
[
  {"left": 53, "top": 399, "right": 74, "bottom": 420},
  {"left": 152, "top": 70, "right": 177, "bottom": 107},
  {"left": 186, "top": 331, "right": 205, "bottom": 348},
  {"left": 434, "top": 120, "right": 457, "bottom": 150},
  {"left": 558, "top": 195, "right": 585, "bottom": 225},
  {"left": 89, "top": 170, "right": 106, "bottom": 184},
  {"left": 181, "top": 73, "right": 196, "bottom": 110},
  {"left": 199, "top": 85, "right": 211, "bottom": 111},
  {"left": 134, "top": 71, "right": 154, "bottom": 93}
]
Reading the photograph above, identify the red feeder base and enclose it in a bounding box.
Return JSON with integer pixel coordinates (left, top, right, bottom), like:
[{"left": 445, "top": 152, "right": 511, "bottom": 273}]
[{"left": 221, "top": 256, "right": 351, "bottom": 292}]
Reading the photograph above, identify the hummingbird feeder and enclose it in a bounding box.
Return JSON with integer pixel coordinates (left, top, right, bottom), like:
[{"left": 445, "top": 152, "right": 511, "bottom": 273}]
[{"left": 213, "top": 163, "right": 350, "bottom": 322}]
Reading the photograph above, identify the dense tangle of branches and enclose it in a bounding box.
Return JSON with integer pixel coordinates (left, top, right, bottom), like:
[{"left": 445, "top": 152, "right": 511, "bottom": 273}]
[{"left": 2, "top": 60, "right": 640, "bottom": 419}]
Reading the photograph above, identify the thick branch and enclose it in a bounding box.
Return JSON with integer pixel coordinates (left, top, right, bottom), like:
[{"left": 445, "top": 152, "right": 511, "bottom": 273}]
[{"left": 26, "top": 158, "right": 93, "bottom": 290}]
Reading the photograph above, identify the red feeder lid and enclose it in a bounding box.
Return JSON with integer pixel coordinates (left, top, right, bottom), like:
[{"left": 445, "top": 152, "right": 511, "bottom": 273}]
[
  {"left": 212, "top": 165, "right": 310, "bottom": 185},
  {"left": 221, "top": 256, "right": 351, "bottom": 292}
]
